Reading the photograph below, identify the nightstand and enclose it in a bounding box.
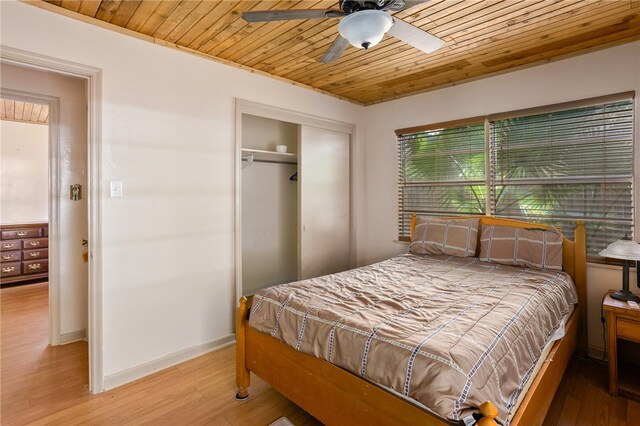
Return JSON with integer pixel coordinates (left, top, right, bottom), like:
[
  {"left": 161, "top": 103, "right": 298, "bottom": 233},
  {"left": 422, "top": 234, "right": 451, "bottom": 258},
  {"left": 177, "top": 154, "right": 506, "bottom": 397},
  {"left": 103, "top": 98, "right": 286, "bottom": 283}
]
[{"left": 603, "top": 294, "right": 640, "bottom": 399}]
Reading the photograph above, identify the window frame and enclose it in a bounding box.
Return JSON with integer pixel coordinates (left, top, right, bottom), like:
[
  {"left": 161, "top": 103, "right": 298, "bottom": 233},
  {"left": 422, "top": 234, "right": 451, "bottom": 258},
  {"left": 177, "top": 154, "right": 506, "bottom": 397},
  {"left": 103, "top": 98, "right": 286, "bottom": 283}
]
[{"left": 396, "top": 91, "right": 637, "bottom": 258}]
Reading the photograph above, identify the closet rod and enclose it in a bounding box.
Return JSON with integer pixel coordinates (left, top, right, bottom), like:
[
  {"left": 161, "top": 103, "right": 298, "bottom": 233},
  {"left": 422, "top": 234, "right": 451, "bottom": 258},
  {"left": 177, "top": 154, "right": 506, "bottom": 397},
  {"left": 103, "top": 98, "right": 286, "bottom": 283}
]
[{"left": 241, "top": 157, "right": 297, "bottom": 166}]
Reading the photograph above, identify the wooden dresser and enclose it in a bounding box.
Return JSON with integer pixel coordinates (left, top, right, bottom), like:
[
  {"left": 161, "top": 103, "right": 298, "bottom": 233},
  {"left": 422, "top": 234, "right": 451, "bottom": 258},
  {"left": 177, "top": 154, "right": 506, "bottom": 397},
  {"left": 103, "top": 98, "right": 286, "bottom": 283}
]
[{"left": 1, "top": 223, "right": 49, "bottom": 285}]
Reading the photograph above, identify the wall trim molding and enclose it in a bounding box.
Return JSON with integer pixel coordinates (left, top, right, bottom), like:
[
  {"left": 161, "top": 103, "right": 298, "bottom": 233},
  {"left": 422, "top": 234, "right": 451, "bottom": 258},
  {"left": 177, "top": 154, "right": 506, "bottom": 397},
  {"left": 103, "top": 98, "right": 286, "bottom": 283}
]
[
  {"left": 587, "top": 345, "right": 606, "bottom": 361},
  {"left": 1, "top": 45, "right": 104, "bottom": 393},
  {"left": 103, "top": 334, "right": 235, "bottom": 391},
  {"left": 60, "top": 329, "right": 86, "bottom": 344}
]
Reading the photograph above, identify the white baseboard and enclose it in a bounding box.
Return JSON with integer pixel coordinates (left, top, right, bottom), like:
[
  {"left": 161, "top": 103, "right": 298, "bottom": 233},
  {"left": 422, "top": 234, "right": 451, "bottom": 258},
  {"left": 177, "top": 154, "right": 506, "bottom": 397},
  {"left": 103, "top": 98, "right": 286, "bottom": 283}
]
[
  {"left": 587, "top": 345, "right": 606, "bottom": 361},
  {"left": 60, "top": 329, "right": 86, "bottom": 344},
  {"left": 102, "top": 334, "right": 235, "bottom": 391}
]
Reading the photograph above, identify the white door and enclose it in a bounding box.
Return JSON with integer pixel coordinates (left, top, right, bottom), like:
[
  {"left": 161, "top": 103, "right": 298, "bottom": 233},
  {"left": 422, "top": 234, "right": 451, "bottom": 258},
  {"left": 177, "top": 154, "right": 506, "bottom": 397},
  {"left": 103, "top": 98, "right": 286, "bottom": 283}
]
[{"left": 299, "top": 125, "right": 351, "bottom": 280}]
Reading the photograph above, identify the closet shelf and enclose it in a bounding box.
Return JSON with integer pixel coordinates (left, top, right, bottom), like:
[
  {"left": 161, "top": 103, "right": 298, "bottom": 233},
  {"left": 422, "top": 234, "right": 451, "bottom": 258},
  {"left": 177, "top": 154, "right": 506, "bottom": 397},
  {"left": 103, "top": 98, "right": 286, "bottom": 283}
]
[{"left": 241, "top": 148, "right": 297, "bottom": 164}]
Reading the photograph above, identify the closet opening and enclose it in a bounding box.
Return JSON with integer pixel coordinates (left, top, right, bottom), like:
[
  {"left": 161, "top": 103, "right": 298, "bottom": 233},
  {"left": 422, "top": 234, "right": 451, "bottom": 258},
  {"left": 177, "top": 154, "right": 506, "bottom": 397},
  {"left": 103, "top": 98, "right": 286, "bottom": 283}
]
[
  {"left": 241, "top": 114, "right": 299, "bottom": 296},
  {"left": 235, "top": 100, "right": 355, "bottom": 303}
]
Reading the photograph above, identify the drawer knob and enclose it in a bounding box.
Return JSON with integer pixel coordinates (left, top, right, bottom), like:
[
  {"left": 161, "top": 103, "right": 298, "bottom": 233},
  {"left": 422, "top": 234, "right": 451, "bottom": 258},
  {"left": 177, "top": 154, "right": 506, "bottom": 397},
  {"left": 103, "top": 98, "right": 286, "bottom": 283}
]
[
  {"left": 3, "top": 244, "right": 13, "bottom": 249},
  {"left": 17, "top": 231, "right": 27, "bottom": 236},
  {"left": 2, "top": 255, "right": 13, "bottom": 260},
  {"left": 2, "top": 266, "right": 16, "bottom": 273},
  {"left": 29, "top": 242, "right": 40, "bottom": 247},
  {"left": 30, "top": 252, "right": 40, "bottom": 257},
  {"left": 28, "top": 264, "right": 42, "bottom": 270}
]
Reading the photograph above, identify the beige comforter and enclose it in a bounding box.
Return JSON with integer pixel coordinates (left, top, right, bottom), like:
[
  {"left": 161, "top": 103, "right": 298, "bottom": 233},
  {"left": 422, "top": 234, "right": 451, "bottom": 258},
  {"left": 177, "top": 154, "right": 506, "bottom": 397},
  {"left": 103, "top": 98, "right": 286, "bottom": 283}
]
[{"left": 249, "top": 254, "right": 577, "bottom": 424}]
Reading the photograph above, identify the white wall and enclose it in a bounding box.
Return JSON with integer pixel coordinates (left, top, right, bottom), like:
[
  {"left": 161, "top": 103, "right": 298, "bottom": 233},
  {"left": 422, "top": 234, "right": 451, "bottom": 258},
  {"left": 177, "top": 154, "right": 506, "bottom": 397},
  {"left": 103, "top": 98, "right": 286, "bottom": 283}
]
[
  {"left": 242, "top": 115, "right": 298, "bottom": 295},
  {"left": 363, "top": 41, "right": 640, "bottom": 355},
  {"left": 0, "top": 0, "right": 365, "bottom": 385},
  {"left": 3, "top": 0, "right": 636, "bottom": 387},
  {"left": 0, "top": 120, "right": 48, "bottom": 223},
  {"left": 243, "top": 114, "right": 298, "bottom": 154},
  {"left": 2, "top": 64, "right": 89, "bottom": 340}
]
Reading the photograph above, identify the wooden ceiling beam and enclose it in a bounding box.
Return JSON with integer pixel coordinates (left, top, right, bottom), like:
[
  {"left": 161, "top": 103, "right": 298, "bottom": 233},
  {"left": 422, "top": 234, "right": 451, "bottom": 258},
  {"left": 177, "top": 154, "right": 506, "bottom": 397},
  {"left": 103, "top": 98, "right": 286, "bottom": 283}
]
[
  {"left": 217, "top": 1, "right": 329, "bottom": 62},
  {"left": 77, "top": 0, "right": 100, "bottom": 17},
  {"left": 94, "top": 0, "right": 122, "bottom": 23},
  {"left": 60, "top": 0, "right": 81, "bottom": 13},
  {"left": 22, "top": 102, "right": 34, "bottom": 122},
  {"left": 248, "top": 0, "right": 439, "bottom": 72},
  {"left": 208, "top": 1, "right": 311, "bottom": 58},
  {"left": 35, "top": 0, "right": 640, "bottom": 105},
  {"left": 0, "top": 99, "right": 49, "bottom": 124},
  {"left": 109, "top": 0, "right": 141, "bottom": 28},
  {"left": 339, "top": 9, "right": 637, "bottom": 100},
  {"left": 176, "top": 1, "right": 244, "bottom": 48},
  {"left": 298, "top": 1, "right": 630, "bottom": 92},
  {"left": 163, "top": 1, "right": 219, "bottom": 44},
  {"left": 137, "top": 1, "right": 182, "bottom": 36},
  {"left": 122, "top": 1, "right": 160, "bottom": 32},
  {"left": 281, "top": 0, "right": 577, "bottom": 83},
  {"left": 152, "top": 1, "right": 203, "bottom": 40}
]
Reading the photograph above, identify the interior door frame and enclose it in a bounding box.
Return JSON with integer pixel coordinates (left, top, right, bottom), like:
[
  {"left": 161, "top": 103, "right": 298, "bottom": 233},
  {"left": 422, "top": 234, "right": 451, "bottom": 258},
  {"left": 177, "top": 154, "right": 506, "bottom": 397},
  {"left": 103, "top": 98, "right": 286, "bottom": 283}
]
[
  {"left": 234, "top": 100, "right": 356, "bottom": 316},
  {"left": 1, "top": 46, "right": 104, "bottom": 393},
  {"left": 0, "top": 89, "right": 62, "bottom": 344}
]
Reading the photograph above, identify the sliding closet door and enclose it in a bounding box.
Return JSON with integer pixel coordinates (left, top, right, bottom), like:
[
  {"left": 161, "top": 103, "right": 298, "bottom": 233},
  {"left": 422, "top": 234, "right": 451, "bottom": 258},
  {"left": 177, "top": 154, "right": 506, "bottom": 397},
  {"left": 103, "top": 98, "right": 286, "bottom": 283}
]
[{"left": 299, "top": 125, "right": 351, "bottom": 280}]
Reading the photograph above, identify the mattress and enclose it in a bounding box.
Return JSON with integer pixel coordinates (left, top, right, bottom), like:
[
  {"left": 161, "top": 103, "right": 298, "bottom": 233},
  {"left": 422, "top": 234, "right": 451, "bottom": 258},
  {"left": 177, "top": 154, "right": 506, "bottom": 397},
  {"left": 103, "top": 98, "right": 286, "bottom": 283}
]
[
  {"left": 377, "top": 305, "right": 574, "bottom": 424},
  {"left": 249, "top": 254, "right": 578, "bottom": 423}
]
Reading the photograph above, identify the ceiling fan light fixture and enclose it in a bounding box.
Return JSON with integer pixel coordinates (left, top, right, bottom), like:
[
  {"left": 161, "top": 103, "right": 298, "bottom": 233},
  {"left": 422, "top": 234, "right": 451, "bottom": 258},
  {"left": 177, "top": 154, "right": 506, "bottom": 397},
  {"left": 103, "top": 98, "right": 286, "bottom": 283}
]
[{"left": 338, "top": 10, "right": 393, "bottom": 50}]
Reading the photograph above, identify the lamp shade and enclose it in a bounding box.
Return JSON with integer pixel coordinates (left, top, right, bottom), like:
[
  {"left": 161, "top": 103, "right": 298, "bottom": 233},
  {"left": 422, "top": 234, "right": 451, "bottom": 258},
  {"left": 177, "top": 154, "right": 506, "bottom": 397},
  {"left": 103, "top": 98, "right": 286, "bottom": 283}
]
[
  {"left": 599, "top": 238, "right": 640, "bottom": 260},
  {"left": 338, "top": 10, "right": 393, "bottom": 50}
]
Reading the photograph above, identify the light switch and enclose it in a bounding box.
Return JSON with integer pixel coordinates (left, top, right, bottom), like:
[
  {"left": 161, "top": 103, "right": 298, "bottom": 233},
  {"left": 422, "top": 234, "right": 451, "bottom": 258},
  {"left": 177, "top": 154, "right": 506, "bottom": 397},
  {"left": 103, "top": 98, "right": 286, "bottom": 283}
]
[{"left": 110, "top": 181, "right": 123, "bottom": 198}]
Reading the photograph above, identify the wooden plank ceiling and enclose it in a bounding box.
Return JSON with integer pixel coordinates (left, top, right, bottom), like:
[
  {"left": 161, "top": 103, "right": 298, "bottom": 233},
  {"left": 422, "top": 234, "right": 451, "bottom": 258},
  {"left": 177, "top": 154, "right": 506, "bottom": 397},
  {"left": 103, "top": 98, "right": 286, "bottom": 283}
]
[
  {"left": 36, "top": 0, "right": 640, "bottom": 105},
  {"left": 0, "top": 99, "right": 49, "bottom": 125}
]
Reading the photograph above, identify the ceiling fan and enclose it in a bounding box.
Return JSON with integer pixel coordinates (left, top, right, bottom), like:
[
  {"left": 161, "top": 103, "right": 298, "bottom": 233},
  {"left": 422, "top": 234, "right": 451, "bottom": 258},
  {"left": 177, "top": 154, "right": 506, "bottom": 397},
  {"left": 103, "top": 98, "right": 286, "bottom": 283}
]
[{"left": 242, "top": 0, "right": 445, "bottom": 63}]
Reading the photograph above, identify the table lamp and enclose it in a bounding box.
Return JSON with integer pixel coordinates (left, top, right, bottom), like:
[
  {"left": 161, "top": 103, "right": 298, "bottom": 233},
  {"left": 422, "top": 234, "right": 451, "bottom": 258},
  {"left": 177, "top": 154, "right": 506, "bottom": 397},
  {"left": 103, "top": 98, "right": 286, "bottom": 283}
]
[{"left": 599, "top": 237, "right": 640, "bottom": 302}]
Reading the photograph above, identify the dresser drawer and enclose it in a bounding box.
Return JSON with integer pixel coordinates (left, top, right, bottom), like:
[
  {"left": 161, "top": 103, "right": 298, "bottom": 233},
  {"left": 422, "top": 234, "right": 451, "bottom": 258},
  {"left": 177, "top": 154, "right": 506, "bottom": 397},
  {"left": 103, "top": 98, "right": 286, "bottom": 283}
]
[
  {"left": 22, "top": 259, "right": 48, "bottom": 275},
  {"left": 617, "top": 318, "right": 640, "bottom": 343},
  {"left": 1, "top": 251, "right": 21, "bottom": 262},
  {"left": 1, "top": 228, "right": 40, "bottom": 240},
  {"left": 23, "top": 238, "right": 48, "bottom": 249},
  {"left": 1, "top": 240, "right": 21, "bottom": 251},
  {"left": 23, "top": 248, "right": 48, "bottom": 260},
  {"left": 1, "top": 262, "right": 21, "bottom": 277}
]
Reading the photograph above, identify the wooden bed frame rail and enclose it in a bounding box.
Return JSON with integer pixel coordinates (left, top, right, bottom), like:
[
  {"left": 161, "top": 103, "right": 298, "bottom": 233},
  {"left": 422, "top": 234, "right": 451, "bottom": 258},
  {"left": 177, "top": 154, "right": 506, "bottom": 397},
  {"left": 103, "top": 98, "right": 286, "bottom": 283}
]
[{"left": 236, "top": 216, "right": 587, "bottom": 426}]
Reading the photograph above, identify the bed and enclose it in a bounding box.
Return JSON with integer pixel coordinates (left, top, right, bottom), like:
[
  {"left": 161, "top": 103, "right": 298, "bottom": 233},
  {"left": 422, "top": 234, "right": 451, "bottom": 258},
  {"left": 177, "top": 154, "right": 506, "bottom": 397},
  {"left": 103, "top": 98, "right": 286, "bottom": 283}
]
[{"left": 236, "top": 216, "right": 587, "bottom": 426}]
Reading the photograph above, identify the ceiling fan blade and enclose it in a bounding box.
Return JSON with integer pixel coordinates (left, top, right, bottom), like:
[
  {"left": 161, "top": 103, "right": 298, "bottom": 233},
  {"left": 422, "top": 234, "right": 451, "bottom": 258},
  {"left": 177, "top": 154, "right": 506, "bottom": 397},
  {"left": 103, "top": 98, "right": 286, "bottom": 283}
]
[
  {"left": 386, "top": 0, "right": 430, "bottom": 11},
  {"left": 242, "top": 9, "right": 344, "bottom": 23},
  {"left": 387, "top": 18, "right": 445, "bottom": 53},
  {"left": 320, "top": 35, "right": 350, "bottom": 63},
  {"left": 399, "top": 1, "right": 431, "bottom": 10}
]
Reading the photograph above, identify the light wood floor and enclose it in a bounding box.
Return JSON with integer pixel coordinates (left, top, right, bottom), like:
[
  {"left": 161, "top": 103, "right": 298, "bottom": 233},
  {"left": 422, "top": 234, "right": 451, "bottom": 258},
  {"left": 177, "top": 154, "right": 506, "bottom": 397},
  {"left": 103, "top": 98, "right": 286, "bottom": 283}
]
[{"left": 1, "top": 282, "right": 638, "bottom": 425}]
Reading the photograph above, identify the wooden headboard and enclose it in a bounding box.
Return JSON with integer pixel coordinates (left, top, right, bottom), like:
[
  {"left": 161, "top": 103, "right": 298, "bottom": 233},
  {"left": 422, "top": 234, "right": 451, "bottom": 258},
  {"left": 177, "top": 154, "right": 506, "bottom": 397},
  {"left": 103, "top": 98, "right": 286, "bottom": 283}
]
[{"left": 409, "top": 214, "right": 588, "bottom": 353}]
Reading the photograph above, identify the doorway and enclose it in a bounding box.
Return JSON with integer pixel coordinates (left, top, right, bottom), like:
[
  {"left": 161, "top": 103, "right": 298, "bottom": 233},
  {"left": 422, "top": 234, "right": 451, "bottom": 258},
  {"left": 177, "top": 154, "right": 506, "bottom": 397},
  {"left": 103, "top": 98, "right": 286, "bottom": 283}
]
[
  {"left": 0, "top": 47, "right": 102, "bottom": 392},
  {"left": 0, "top": 82, "right": 91, "bottom": 421},
  {"left": 1, "top": 63, "right": 89, "bottom": 345}
]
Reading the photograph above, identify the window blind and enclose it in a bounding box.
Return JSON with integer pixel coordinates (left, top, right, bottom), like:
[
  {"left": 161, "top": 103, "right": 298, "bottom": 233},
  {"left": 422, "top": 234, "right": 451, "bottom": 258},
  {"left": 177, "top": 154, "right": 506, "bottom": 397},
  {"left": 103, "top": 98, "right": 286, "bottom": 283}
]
[
  {"left": 490, "top": 99, "right": 634, "bottom": 256},
  {"left": 397, "top": 122, "right": 486, "bottom": 239}
]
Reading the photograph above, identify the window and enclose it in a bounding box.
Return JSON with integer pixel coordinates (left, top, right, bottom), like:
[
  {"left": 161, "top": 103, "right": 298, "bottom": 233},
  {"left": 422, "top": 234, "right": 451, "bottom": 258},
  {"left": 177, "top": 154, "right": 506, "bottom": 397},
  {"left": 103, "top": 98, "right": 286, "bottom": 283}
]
[
  {"left": 397, "top": 93, "right": 635, "bottom": 257},
  {"left": 397, "top": 120, "right": 486, "bottom": 238}
]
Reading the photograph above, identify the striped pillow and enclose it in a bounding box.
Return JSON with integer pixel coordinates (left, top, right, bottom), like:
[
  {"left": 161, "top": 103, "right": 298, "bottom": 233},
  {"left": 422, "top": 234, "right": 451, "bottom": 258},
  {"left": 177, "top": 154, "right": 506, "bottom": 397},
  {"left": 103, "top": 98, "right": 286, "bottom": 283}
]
[
  {"left": 479, "top": 225, "right": 563, "bottom": 270},
  {"left": 410, "top": 217, "right": 479, "bottom": 257}
]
